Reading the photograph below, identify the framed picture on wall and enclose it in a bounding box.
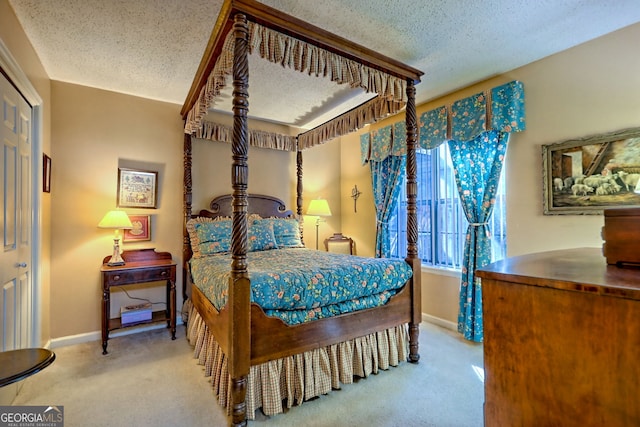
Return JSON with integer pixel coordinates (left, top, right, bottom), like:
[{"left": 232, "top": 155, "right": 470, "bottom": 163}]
[
  {"left": 123, "top": 215, "right": 151, "bottom": 242},
  {"left": 542, "top": 127, "right": 640, "bottom": 215},
  {"left": 117, "top": 168, "right": 158, "bottom": 208},
  {"left": 43, "top": 153, "right": 51, "bottom": 193}
]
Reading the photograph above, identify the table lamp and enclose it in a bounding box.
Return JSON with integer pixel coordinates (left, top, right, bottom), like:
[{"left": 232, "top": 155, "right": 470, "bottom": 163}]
[
  {"left": 98, "top": 210, "right": 133, "bottom": 266},
  {"left": 306, "top": 198, "right": 332, "bottom": 250}
]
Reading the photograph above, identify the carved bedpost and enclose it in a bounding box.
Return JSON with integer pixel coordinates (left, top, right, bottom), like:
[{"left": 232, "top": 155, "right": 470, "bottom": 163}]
[
  {"left": 230, "top": 12, "right": 250, "bottom": 427},
  {"left": 183, "top": 132, "right": 193, "bottom": 303},
  {"left": 296, "top": 149, "right": 304, "bottom": 242},
  {"left": 405, "top": 79, "right": 421, "bottom": 363}
]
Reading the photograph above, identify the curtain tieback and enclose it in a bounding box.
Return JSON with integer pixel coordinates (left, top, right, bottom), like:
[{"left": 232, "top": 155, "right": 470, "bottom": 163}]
[{"left": 469, "top": 222, "right": 488, "bottom": 227}]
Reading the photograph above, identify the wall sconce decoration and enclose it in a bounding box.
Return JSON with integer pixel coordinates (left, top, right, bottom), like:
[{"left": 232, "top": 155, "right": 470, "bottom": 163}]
[
  {"left": 98, "top": 210, "right": 133, "bottom": 266},
  {"left": 351, "top": 185, "right": 362, "bottom": 212},
  {"left": 306, "top": 199, "right": 332, "bottom": 250}
]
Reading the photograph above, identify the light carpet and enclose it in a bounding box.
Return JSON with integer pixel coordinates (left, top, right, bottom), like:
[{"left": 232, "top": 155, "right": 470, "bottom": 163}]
[{"left": 12, "top": 322, "right": 484, "bottom": 426}]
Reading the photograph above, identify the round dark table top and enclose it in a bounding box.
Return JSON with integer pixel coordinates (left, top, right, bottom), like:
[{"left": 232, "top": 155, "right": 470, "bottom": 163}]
[{"left": 0, "top": 348, "right": 55, "bottom": 387}]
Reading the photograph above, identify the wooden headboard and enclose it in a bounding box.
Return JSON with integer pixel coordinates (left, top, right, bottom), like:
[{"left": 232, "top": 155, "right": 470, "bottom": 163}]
[
  {"left": 183, "top": 194, "right": 294, "bottom": 301},
  {"left": 196, "top": 194, "right": 293, "bottom": 219}
]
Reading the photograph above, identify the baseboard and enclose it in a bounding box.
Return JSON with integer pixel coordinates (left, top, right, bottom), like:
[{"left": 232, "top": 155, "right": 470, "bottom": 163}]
[
  {"left": 50, "top": 315, "right": 184, "bottom": 349},
  {"left": 422, "top": 313, "right": 457, "bottom": 331}
]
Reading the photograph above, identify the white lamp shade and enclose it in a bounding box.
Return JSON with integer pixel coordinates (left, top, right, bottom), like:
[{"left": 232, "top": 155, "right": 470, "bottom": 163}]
[
  {"left": 98, "top": 210, "right": 133, "bottom": 229},
  {"left": 307, "top": 199, "right": 332, "bottom": 217}
]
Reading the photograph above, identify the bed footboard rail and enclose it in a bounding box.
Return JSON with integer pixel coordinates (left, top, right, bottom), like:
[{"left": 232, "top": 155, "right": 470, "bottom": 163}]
[{"left": 190, "top": 279, "right": 416, "bottom": 367}]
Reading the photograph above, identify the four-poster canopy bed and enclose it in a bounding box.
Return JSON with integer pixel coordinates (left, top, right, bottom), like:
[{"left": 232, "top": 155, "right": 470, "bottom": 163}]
[{"left": 180, "top": 1, "right": 423, "bottom": 425}]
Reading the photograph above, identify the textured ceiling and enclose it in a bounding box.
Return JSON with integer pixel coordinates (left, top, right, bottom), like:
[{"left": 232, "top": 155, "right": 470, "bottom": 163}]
[{"left": 8, "top": 0, "right": 640, "bottom": 129}]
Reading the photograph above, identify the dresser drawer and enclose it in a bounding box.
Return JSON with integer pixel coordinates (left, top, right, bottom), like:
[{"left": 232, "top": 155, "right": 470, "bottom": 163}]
[{"left": 104, "top": 268, "right": 172, "bottom": 285}]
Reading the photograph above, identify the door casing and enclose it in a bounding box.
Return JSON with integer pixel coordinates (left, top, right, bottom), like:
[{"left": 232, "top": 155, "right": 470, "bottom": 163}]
[{"left": 0, "top": 38, "right": 44, "bottom": 348}]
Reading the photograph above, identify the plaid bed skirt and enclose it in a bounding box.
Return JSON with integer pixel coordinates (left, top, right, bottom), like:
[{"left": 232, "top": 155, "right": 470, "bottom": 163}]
[{"left": 185, "top": 301, "right": 409, "bottom": 419}]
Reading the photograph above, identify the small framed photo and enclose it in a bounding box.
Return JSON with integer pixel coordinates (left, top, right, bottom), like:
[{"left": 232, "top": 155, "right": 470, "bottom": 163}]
[
  {"left": 43, "top": 154, "right": 51, "bottom": 193},
  {"left": 123, "top": 215, "right": 151, "bottom": 242},
  {"left": 117, "top": 168, "right": 158, "bottom": 209}
]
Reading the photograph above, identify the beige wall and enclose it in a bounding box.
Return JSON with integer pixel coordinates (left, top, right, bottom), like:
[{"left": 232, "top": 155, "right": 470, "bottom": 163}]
[
  {"left": 299, "top": 138, "right": 342, "bottom": 250},
  {"left": 47, "top": 89, "right": 341, "bottom": 339},
  {"left": 340, "top": 22, "right": 640, "bottom": 326},
  {"left": 191, "top": 112, "right": 297, "bottom": 212},
  {"left": 0, "top": 0, "right": 52, "bottom": 344},
  {"left": 190, "top": 112, "right": 341, "bottom": 251},
  {"left": 50, "top": 82, "right": 184, "bottom": 339}
]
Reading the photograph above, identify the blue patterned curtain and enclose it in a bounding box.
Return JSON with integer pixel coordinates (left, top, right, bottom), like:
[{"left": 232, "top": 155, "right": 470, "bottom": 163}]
[
  {"left": 362, "top": 81, "right": 525, "bottom": 321},
  {"left": 360, "top": 133, "right": 370, "bottom": 165},
  {"left": 419, "top": 106, "right": 448, "bottom": 149},
  {"left": 370, "top": 155, "right": 406, "bottom": 258},
  {"left": 448, "top": 81, "right": 525, "bottom": 342},
  {"left": 449, "top": 130, "right": 509, "bottom": 342},
  {"left": 365, "top": 125, "right": 407, "bottom": 258}
]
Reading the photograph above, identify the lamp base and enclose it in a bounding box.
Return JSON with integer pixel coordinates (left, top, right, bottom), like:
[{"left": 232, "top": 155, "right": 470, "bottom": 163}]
[{"left": 107, "top": 238, "right": 126, "bottom": 266}]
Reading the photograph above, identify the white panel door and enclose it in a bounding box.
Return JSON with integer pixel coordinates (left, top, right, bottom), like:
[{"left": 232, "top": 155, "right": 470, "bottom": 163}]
[{"left": 0, "top": 72, "right": 33, "bottom": 351}]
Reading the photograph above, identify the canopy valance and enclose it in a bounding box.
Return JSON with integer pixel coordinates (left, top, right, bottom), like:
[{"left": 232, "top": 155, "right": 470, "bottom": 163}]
[
  {"left": 191, "top": 96, "right": 405, "bottom": 152},
  {"left": 297, "top": 97, "right": 405, "bottom": 150},
  {"left": 361, "top": 80, "right": 526, "bottom": 161},
  {"left": 184, "top": 20, "right": 411, "bottom": 144},
  {"left": 193, "top": 120, "right": 297, "bottom": 152},
  {"left": 181, "top": 0, "right": 422, "bottom": 150}
]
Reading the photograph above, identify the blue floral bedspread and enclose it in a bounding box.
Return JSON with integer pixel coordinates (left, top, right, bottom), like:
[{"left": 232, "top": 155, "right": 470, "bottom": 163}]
[{"left": 190, "top": 248, "right": 413, "bottom": 325}]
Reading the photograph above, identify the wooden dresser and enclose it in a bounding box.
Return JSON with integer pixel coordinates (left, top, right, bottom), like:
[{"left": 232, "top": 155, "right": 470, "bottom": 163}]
[{"left": 477, "top": 248, "right": 640, "bottom": 426}]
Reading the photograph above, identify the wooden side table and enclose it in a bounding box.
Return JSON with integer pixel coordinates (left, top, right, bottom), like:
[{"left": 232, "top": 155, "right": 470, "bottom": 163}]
[
  {"left": 101, "top": 248, "right": 176, "bottom": 355},
  {"left": 0, "top": 348, "right": 55, "bottom": 387}
]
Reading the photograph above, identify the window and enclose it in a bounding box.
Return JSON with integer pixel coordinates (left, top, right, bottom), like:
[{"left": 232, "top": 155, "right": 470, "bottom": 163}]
[{"left": 388, "top": 143, "right": 506, "bottom": 269}]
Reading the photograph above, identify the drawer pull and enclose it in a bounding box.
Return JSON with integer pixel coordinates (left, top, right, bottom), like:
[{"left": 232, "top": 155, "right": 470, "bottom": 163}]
[
  {"left": 113, "top": 275, "right": 120, "bottom": 281},
  {"left": 160, "top": 271, "right": 167, "bottom": 276}
]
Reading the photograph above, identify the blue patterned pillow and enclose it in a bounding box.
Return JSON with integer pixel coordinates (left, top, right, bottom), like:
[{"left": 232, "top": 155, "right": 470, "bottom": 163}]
[
  {"left": 194, "top": 219, "right": 232, "bottom": 255},
  {"left": 249, "top": 219, "right": 277, "bottom": 252},
  {"left": 270, "top": 217, "right": 304, "bottom": 248}
]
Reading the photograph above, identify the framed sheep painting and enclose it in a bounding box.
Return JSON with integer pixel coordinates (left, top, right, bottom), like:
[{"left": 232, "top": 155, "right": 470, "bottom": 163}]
[{"left": 542, "top": 127, "right": 640, "bottom": 215}]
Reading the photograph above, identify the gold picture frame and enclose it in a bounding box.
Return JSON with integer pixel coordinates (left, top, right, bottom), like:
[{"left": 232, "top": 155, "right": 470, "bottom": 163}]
[
  {"left": 542, "top": 127, "right": 640, "bottom": 215},
  {"left": 117, "top": 168, "right": 158, "bottom": 209}
]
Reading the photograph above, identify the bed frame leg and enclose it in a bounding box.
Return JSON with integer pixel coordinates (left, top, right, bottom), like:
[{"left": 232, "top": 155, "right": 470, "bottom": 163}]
[
  {"left": 408, "top": 322, "right": 420, "bottom": 363},
  {"left": 231, "top": 376, "right": 248, "bottom": 427}
]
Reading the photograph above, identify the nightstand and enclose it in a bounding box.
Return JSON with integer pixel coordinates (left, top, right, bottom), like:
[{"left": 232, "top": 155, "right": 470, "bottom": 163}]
[{"left": 100, "top": 248, "right": 176, "bottom": 354}]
